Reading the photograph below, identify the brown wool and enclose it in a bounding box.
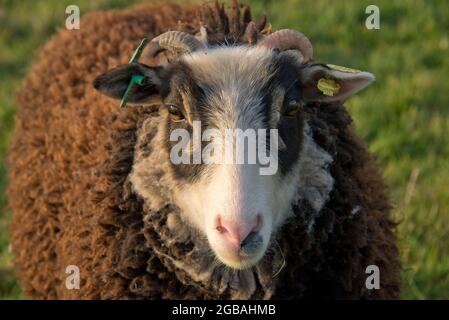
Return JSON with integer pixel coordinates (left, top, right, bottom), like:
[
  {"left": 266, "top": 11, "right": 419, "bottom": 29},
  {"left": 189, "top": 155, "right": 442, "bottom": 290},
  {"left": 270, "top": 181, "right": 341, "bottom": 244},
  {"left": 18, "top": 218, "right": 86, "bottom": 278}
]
[{"left": 8, "top": 1, "right": 401, "bottom": 299}]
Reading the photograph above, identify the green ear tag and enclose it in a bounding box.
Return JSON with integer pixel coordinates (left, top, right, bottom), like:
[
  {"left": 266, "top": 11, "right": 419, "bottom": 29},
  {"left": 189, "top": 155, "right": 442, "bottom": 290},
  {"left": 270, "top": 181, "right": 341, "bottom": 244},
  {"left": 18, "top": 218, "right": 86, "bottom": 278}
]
[
  {"left": 129, "top": 38, "right": 149, "bottom": 63},
  {"left": 119, "top": 74, "right": 145, "bottom": 108},
  {"left": 119, "top": 38, "right": 149, "bottom": 108},
  {"left": 317, "top": 78, "right": 341, "bottom": 96}
]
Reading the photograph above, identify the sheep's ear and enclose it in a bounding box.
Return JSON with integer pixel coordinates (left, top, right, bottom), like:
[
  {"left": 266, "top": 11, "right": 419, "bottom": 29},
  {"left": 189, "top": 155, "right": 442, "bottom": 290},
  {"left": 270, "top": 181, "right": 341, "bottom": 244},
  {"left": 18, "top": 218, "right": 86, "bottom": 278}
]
[
  {"left": 93, "top": 63, "right": 164, "bottom": 105},
  {"left": 298, "top": 63, "right": 375, "bottom": 102}
]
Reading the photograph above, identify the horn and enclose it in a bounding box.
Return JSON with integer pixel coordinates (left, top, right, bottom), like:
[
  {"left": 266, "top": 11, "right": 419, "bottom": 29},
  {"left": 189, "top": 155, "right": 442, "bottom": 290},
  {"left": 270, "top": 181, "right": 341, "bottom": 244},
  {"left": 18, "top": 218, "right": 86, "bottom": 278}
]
[
  {"left": 257, "top": 29, "right": 313, "bottom": 63},
  {"left": 147, "top": 31, "right": 207, "bottom": 57}
]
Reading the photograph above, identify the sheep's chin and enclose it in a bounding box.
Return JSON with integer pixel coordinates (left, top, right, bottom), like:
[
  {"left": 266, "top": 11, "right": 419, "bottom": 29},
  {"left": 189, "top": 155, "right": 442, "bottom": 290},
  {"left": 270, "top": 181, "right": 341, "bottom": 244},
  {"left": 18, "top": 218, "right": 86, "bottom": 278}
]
[{"left": 214, "top": 251, "right": 265, "bottom": 270}]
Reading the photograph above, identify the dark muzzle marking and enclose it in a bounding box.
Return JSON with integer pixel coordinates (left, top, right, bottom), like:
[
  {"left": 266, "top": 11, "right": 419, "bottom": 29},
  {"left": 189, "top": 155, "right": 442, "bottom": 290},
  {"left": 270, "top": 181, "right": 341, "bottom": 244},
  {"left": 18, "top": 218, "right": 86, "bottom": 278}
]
[{"left": 240, "top": 231, "right": 263, "bottom": 256}]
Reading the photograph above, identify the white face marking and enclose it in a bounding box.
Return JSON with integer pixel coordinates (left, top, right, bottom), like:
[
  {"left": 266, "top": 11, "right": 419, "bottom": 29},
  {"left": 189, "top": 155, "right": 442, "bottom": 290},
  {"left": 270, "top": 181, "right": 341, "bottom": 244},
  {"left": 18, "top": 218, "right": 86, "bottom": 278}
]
[
  {"left": 174, "top": 164, "right": 273, "bottom": 268},
  {"left": 170, "top": 47, "right": 301, "bottom": 269}
]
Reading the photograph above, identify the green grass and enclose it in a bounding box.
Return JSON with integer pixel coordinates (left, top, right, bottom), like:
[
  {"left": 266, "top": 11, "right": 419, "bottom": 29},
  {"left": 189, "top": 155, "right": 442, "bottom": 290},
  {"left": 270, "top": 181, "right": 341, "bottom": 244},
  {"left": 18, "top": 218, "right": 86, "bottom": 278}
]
[{"left": 0, "top": 0, "right": 448, "bottom": 299}]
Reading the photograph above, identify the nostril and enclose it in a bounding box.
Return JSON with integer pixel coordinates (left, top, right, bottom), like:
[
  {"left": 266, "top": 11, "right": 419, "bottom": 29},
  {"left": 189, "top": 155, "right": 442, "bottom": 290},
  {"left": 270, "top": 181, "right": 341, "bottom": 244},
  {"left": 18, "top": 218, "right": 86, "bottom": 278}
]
[
  {"left": 216, "top": 225, "right": 227, "bottom": 234},
  {"left": 215, "top": 215, "right": 228, "bottom": 234}
]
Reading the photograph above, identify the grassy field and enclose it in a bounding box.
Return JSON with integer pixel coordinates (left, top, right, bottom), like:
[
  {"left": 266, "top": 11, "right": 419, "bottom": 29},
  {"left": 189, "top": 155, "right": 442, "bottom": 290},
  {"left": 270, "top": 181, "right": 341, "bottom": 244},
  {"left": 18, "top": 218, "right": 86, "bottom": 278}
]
[{"left": 0, "top": 0, "right": 448, "bottom": 299}]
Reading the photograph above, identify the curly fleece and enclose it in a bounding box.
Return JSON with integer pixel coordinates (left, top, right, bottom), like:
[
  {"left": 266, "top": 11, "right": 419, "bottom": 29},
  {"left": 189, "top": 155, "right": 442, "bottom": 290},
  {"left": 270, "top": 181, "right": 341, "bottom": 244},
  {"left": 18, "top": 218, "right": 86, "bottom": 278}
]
[{"left": 8, "top": 1, "right": 401, "bottom": 299}]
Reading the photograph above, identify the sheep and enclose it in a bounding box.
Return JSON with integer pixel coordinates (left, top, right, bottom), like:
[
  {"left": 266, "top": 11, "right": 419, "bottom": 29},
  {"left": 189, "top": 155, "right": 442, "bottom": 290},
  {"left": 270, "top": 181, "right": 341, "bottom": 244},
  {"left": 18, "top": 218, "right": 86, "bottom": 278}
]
[{"left": 8, "top": 1, "right": 401, "bottom": 299}]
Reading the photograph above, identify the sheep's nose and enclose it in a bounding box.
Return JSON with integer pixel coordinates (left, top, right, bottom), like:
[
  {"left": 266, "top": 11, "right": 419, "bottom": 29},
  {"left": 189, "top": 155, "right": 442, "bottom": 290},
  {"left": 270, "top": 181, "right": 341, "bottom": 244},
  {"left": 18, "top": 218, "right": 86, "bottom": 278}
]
[{"left": 215, "top": 215, "right": 263, "bottom": 252}]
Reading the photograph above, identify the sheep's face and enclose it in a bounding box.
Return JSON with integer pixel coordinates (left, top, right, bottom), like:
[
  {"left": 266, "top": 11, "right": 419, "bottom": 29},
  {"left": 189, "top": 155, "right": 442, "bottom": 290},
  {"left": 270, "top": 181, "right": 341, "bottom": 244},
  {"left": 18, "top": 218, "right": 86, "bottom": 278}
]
[
  {"left": 94, "top": 44, "right": 374, "bottom": 269},
  {"left": 163, "top": 47, "right": 304, "bottom": 269}
]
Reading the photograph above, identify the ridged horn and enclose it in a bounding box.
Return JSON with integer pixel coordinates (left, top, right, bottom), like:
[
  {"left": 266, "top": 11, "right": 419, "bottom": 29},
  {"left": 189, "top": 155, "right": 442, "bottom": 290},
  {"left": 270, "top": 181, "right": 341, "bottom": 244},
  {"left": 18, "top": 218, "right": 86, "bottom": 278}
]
[
  {"left": 257, "top": 29, "right": 313, "bottom": 63},
  {"left": 147, "top": 31, "right": 207, "bottom": 57}
]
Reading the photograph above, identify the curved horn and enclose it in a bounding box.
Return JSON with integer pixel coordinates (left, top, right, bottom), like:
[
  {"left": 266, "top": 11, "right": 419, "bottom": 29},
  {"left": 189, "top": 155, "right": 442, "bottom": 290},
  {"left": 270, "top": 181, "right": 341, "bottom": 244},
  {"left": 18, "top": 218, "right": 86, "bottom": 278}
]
[
  {"left": 147, "top": 31, "right": 207, "bottom": 57},
  {"left": 257, "top": 29, "right": 313, "bottom": 63}
]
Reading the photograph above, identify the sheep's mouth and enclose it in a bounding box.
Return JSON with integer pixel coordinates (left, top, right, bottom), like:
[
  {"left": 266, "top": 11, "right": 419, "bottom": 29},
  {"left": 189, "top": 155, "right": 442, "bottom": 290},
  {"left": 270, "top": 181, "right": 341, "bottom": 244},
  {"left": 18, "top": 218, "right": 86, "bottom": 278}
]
[{"left": 215, "top": 251, "right": 265, "bottom": 270}]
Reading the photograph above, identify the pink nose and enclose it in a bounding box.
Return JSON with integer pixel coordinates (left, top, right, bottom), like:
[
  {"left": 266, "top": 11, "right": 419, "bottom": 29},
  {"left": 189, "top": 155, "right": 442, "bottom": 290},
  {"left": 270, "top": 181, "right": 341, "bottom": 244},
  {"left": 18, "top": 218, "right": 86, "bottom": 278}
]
[{"left": 215, "top": 214, "right": 263, "bottom": 249}]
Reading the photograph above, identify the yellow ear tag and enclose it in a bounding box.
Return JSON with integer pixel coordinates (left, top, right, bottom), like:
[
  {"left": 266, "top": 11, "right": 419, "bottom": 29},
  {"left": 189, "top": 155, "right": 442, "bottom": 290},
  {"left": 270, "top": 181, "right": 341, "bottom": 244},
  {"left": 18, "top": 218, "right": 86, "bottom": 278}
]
[
  {"left": 326, "top": 64, "right": 361, "bottom": 73},
  {"left": 317, "top": 78, "right": 341, "bottom": 96}
]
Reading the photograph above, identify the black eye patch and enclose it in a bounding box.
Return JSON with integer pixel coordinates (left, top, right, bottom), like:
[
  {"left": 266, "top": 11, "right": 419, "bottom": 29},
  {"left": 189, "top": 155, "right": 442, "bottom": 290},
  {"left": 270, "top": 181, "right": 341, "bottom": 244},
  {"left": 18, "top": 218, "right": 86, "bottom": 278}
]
[{"left": 162, "top": 58, "right": 305, "bottom": 182}]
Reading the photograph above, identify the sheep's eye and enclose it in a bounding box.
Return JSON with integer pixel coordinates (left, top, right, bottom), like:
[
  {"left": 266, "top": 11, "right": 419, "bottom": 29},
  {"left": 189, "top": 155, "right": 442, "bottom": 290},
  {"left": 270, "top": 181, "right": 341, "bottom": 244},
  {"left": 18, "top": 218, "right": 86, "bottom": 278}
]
[
  {"left": 284, "top": 100, "right": 301, "bottom": 116},
  {"left": 167, "top": 105, "right": 185, "bottom": 122}
]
